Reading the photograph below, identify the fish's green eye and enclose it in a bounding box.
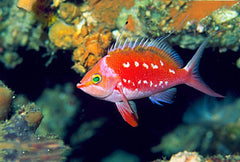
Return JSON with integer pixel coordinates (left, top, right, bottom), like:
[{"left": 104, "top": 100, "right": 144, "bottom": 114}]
[{"left": 92, "top": 73, "right": 102, "bottom": 84}]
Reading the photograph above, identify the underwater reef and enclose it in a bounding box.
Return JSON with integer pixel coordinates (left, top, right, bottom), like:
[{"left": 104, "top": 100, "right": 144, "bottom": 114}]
[
  {"left": 152, "top": 96, "right": 240, "bottom": 157},
  {"left": 0, "top": 0, "right": 239, "bottom": 73},
  {"left": 0, "top": 81, "right": 70, "bottom": 161},
  {"left": 0, "top": 0, "right": 240, "bottom": 161}
]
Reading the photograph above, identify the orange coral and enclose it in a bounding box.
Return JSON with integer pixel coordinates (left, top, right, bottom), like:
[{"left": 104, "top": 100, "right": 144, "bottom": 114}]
[
  {"left": 48, "top": 15, "right": 112, "bottom": 74},
  {"left": 58, "top": 2, "right": 82, "bottom": 23},
  {"left": 0, "top": 83, "right": 13, "bottom": 121},
  {"left": 17, "top": 0, "right": 57, "bottom": 26},
  {"left": 17, "top": 0, "right": 37, "bottom": 12},
  {"left": 47, "top": 1, "right": 115, "bottom": 74},
  {"left": 48, "top": 21, "right": 76, "bottom": 49},
  {"left": 72, "top": 28, "right": 112, "bottom": 74},
  {"left": 168, "top": 1, "right": 238, "bottom": 29},
  {"left": 85, "top": 0, "right": 134, "bottom": 28},
  {"left": 24, "top": 111, "right": 43, "bottom": 130},
  {"left": 126, "top": 15, "right": 135, "bottom": 32}
]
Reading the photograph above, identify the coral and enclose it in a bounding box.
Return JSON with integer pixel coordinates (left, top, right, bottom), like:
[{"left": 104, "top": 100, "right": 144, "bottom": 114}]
[
  {"left": 168, "top": 1, "right": 240, "bottom": 51},
  {"left": 31, "top": 0, "right": 57, "bottom": 27},
  {"left": 17, "top": 0, "right": 37, "bottom": 12},
  {"left": 126, "top": 15, "right": 136, "bottom": 32},
  {"left": 70, "top": 118, "right": 106, "bottom": 144},
  {"left": 58, "top": 2, "right": 82, "bottom": 23},
  {"left": 167, "top": 1, "right": 238, "bottom": 29},
  {"left": 1, "top": 0, "right": 240, "bottom": 71},
  {"left": 152, "top": 151, "right": 240, "bottom": 162},
  {"left": 114, "top": 1, "right": 240, "bottom": 51},
  {"left": 0, "top": 81, "right": 70, "bottom": 161},
  {"left": 152, "top": 96, "right": 240, "bottom": 157},
  {"left": 1, "top": 7, "right": 36, "bottom": 48},
  {"left": 151, "top": 125, "right": 208, "bottom": 156},
  {"left": 3, "top": 103, "right": 43, "bottom": 135},
  {"left": 0, "top": 51, "right": 23, "bottom": 69},
  {"left": 183, "top": 97, "right": 240, "bottom": 125},
  {"left": 72, "top": 28, "right": 112, "bottom": 74},
  {"left": 85, "top": 0, "right": 134, "bottom": 28},
  {"left": 211, "top": 8, "right": 238, "bottom": 24},
  {"left": 48, "top": 20, "right": 76, "bottom": 49},
  {"left": 0, "top": 103, "right": 70, "bottom": 161},
  {"left": 47, "top": 1, "right": 113, "bottom": 74},
  {"left": 168, "top": 151, "right": 202, "bottom": 162},
  {"left": 52, "top": 0, "right": 66, "bottom": 8},
  {"left": 0, "top": 81, "right": 13, "bottom": 121},
  {"left": 0, "top": 0, "right": 44, "bottom": 68}
]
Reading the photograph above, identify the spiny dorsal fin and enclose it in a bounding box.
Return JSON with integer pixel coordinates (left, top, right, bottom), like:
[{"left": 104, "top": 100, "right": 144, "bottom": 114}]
[{"left": 108, "top": 37, "right": 184, "bottom": 68}]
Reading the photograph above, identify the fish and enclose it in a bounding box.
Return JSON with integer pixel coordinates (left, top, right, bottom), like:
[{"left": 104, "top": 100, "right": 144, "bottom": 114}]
[{"left": 76, "top": 35, "right": 224, "bottom": 127}]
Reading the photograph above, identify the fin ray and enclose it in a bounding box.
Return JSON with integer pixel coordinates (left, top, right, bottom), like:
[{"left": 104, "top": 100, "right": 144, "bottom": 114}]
[
  {"left": 149, "top": 88, "right": 177, "bottom": 106},
  {"left": 184, "top": 36, "right": 224, "bottom": 98},
  {"left": 108, "top": 37, "right": 183, "bottom": 68}
]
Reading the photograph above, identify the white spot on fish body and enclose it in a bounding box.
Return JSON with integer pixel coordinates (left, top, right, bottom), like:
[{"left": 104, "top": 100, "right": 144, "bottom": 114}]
[
  {"left": 160, "top": 60, "right": 164, "bottom": 66},
  {"left": 143, "top": 63, "right": 149, "bottom": 69},
  {"left": 159, "top": 81, "right": 163, "bottom": 86},
  {"left": 165, "top": 81, "right": 168, "bottom": 86},
  {"left": 123, "top": 62, "right": 130, "bottom": 68},
  {"left": 138, "top": 80, "right": 141, "bottom": 84},
  {"left": 143, "top": 80, "right": 148, "bottom": 84},
  {"left": 135, "top": 61, "right": 139, "bottom": 67},
  {"left": 150, "top": 81, "right": 153, "bottom": 87},
  {"left": 154, "top": 84, "right": 158, "bottom": 87},
  {"left": 169, "top": 69, "right": 175, "bottom": 74},
  {"left": 123, "top": 79, "right": 127, "bottom": 83},
  {"left": 151, "top": 63, "right": 158, "bottom": 69},
  {"left": 132, "top": 82, "right": 135, "bottom": 86},
  {"left": 128, "top": 80, "right": 131, "bottom": 83}
]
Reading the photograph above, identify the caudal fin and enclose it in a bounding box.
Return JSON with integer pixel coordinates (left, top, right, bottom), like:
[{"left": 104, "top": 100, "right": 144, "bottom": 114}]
[{"left": 183, "top": 36, "right": 224, "bottom": 98}]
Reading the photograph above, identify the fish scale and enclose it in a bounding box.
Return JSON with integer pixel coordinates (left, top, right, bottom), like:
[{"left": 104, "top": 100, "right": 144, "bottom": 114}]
[{"left": 106, "top": 49, "right": 182, "bottom": 92}]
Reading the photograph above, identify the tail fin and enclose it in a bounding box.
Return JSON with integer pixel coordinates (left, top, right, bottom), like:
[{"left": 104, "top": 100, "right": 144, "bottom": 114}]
[{"left": 183, "top": 36, "right": 224, "bottom": 98}]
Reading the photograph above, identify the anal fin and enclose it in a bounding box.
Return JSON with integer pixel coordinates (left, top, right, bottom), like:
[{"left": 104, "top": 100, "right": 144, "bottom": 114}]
[{"left": 149, "top": 88, "right": 177, "bottom": 106}]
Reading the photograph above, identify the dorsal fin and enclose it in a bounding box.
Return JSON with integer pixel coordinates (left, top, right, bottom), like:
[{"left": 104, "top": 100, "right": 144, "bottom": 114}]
[
  {"left": 108, "top": 37, "right": 184, "bottom": 68},
  {"left": 141, "top": 38, "right": 183, "bottom": 68},
  {"left": 108, "top": 15, "right": 189, "bottom": 67}
]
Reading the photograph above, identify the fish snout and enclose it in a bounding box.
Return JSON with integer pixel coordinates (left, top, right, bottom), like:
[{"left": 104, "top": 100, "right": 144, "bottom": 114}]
[
  {"left": 76, "top": 81, "right": 91, "bottom": 89},
  {"left": 76, "top": 83, "right": 84, "bottom": 89}
]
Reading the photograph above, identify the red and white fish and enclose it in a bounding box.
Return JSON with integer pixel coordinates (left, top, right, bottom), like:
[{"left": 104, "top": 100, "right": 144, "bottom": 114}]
[{"left": 76, "top": 36, "right": 223, "bottom": 127}]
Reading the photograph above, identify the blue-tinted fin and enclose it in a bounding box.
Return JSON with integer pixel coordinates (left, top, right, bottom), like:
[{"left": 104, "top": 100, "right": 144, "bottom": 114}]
[
  {"left": 149, "top": 88, "right": 177, "bottom": 106},
  {"left": 147, "top": 38, "right": 183, "bottom": 68}
]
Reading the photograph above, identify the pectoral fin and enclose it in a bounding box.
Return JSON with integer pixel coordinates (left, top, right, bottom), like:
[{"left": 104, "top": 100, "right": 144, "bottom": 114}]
[
  {"left": 115, "top": 84, "right": 138, "bottom": 127},
  {"left": 149, "top": 88, "right": 177, "bottom": 106}
]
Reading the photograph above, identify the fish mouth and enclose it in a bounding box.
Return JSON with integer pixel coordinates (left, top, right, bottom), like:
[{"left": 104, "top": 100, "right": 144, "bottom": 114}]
[
  {"left": 76, "top": 83, "right": 84, "bottom": 89},
  {"left": 76, "top": 81, "right": 92, "bottom": 89}
]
